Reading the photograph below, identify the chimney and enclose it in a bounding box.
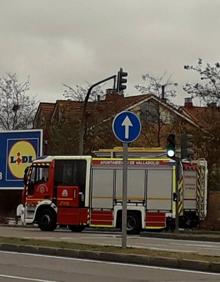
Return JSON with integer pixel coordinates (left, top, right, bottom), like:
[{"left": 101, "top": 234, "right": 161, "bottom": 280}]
[
  {"left": 184, "top": 97, "right": 193, "bottom": 108},
  {"left": 161, "top": 85, "right": 165, "bottom": 99},
  {"left": 106, "top": 89, "right": 119, "bottom": 95},
  {"left": 161, "top": 85, "right": 167, "bottom": 103},
  {"left": 105, "top": 88, "right": 123, "bottom": 101},
  {"left": 207, "top": 102, "right": 217, "bottom": 108}
]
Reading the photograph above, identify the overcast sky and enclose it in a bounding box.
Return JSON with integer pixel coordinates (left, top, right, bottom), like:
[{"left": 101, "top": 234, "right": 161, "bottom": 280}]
[{"left": 1, "top": 0, "right": 220, "bottom": 105}]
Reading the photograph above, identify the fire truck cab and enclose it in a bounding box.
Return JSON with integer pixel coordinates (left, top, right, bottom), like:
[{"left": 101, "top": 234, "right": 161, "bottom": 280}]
[{"left": 21, "top": 156, "right": 91, "bottom": 231}]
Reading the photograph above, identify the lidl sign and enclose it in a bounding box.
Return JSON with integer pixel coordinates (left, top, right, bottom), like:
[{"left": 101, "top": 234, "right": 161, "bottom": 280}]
[{"left": 0, "top": 130, "right": 42, "bottom": 189}]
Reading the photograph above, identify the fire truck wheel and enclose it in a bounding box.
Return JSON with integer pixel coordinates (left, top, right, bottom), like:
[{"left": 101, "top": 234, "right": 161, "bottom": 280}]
[
  {"left": 127, "top": 212, "right": 141, "bottom": 234},
  {"left": 38, "top": 208, "right": 57, "bottom": 231},
  {"left": 68, "top": 225, "right": 85, "bottom": 232}
]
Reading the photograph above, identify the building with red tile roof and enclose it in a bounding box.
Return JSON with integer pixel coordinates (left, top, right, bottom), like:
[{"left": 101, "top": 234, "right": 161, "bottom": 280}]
[{"left": 33, "top": 90, "right": 200, "bottom": 155}]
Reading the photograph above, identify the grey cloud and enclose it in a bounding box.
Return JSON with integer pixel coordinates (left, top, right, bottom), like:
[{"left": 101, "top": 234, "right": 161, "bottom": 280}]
[{"left": 0, "top": 0, "right": 220, "bottom": 104}]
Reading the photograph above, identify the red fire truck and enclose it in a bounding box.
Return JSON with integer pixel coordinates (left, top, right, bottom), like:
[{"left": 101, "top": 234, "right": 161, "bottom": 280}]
[{"left": 18, "top": 155, "right": 178, "bottom": 233}]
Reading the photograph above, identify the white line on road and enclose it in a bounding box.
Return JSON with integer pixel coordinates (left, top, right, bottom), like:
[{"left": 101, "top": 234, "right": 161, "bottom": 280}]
[
  {"left": 0, "top": 250, "right": 220, "bottom": 277},
  {"left": 0, "top": 274, "right": 59, "bottom": 282}
]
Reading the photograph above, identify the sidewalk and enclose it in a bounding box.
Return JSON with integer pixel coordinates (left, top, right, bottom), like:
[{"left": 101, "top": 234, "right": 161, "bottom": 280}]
[{"left": 1, "top": 220, "right": 220, "bottom": 242}]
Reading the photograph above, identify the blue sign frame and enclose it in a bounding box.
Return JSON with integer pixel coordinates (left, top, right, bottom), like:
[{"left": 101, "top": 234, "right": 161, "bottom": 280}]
[{"left": 112, "top": 111, "right": 141, "bottom": 143}]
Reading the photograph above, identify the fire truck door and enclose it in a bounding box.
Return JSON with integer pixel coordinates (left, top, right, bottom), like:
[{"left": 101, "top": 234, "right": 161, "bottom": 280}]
[
  {"left": 54, "top": 159, "right": 87, "bottom": 208},
  {"left": 57, "top": 186, "right": 84, "bottom": 225},
  {"left": 57, "top": 186, "right": 80, "bottom": 208}
]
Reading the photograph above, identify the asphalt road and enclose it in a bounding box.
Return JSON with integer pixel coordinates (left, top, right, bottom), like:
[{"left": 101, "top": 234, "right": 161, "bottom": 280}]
[
  {"left": 0, "top": 226, "right": 220, "bottom": 257},
  {"left": 0, "top": 250, "right": 220, "bottom": 282}
]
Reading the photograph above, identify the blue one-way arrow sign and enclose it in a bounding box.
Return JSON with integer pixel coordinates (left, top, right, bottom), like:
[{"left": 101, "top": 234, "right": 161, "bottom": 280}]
[{"left": 112, "top": 111, "right": 141, "bottom": 143}]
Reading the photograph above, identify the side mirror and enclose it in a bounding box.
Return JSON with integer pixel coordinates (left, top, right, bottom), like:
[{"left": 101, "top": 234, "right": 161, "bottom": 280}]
[{"left": 23, "top": 167, "right": 29, "bottom": 185}]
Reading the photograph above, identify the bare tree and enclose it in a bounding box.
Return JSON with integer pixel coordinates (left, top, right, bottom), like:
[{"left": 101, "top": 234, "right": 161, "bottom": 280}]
[
  {"left": 135, "top": 72, "right": 178, "bottom": 146},
  {"left": 63, "top": 83, "right": 105, "bottom": 101},
  {"left": 184, "top": 58, "right": 220, "bottom": 105},
  {"left": 0, "top": 73, "right": 37, "bottom": 130},
  {"left": 184, "top": 59, "right": 220, "bottom": 190},
  {"left": 135, "top": 72, "right": 178, "bottom": 99}
]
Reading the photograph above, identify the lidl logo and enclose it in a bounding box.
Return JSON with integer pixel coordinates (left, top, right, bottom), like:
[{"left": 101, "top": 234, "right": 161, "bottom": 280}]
[{"left": 8, "top": 141, "right": 36, "bottom": 179}]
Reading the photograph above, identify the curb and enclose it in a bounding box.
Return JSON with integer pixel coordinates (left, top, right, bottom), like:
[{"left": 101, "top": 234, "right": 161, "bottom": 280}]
[
  {"left": 0, "top": 243, "right": 220, "bottom": 273},
  {"left": 0, "top": 223, "right": 38, "bottom": 228}
]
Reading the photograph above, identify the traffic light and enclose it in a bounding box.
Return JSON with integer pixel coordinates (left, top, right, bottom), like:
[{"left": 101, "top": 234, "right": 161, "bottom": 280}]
[
  {"left": 173, "top": 192, "right": 178, "bottom": 202},
  {"left": 166, "top": 134, "right": 176, "bottom": 158},
  {"left": 117, "top": 68, "right": 128, "bottom": 92},
  {"left": 181, "top": 133, "right": 194, "bottom": 160}
]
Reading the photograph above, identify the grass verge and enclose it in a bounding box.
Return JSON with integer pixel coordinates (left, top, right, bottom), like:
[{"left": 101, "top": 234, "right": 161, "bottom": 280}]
[{"left": 0, "top": 236, "right": 220, "bottom": 263}]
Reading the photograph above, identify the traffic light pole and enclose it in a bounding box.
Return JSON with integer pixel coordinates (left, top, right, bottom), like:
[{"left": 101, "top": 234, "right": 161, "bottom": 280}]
[
  {"left": 166, "top": 134, "right": 182, "bottom": 232},
  {"left": 79, "top": 74, "right": 116, "bottom": 155}
]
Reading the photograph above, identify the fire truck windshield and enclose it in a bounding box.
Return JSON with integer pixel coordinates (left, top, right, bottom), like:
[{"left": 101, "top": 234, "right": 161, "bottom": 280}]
[{"left": 30, "top": 165, "right": 49, "bottom": 185}]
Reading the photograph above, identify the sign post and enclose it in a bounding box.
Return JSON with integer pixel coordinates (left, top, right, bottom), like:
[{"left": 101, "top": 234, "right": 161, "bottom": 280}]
[
  {"left": 122, "top": 142, "right": 128, "bottom": 248},
  {"left": 112, "top": 111, "right": 141, "bottom": 248}
]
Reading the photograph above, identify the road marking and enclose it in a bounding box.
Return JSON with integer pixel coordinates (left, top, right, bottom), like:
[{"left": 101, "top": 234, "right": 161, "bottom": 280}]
[
  {"left": 0, "top": 273, "right": 59, "bottom": 282},
  {"left": 0, "top": 250, "right": 220, "bottom": 277}
]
